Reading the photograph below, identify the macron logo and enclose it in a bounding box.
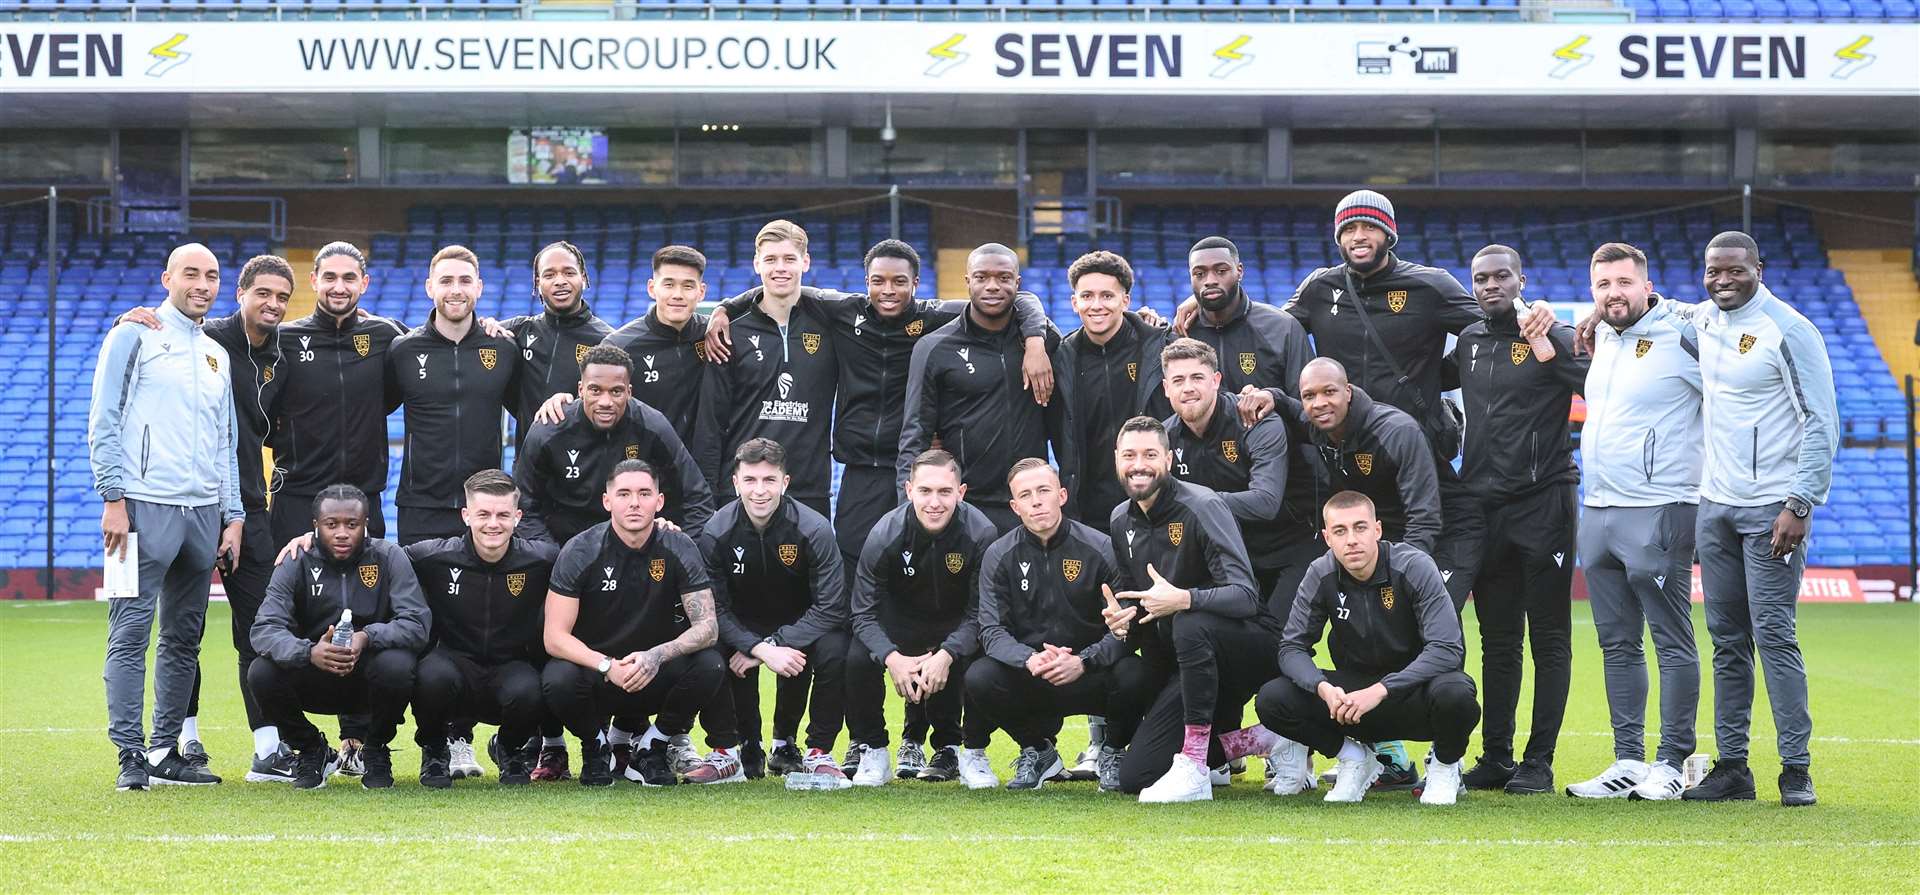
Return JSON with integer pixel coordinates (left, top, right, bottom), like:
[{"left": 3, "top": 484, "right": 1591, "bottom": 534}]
[{"left": 956, "top": 348, "right": 971, "bottom": 362}]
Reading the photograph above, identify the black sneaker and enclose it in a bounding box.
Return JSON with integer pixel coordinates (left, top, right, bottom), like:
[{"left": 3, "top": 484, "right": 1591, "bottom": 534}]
[
  {"left": 361, "top": 745, "right": 394, "bottom": 789},
  {"left": 246, "top": 744, "right": 298, "bottom": 783},
  {"left": 1504, "top": 758, "right": 1555, "bottom": 795},
  {"left": 609, "top": 742, "right": 634, "bottom": 778},
  {"left": 627, "top": 741, "right": 679, "bottom": 787},
  {"left": 1779, "top": 765, "right": 1816, "bottom": 807},
  {"left": 337, "top": 743, "right": 365, "bottom": 777},
  {"left": 1372, "top": 757, "right": 1420, "bottom": 791},
  {"left": 1461, "top": 755, "right": 1517, "bottom": 790},
  {"left": 918, "top": 745, "right": 960, "bottom": 782},
  {"left": 578, "top": 741, "right": 615, "bottom": 788},
  {"left": 420, "top": 745, "right": 452, "bottom": 789},
  {"left": 490, "top": 734, "right": 533, "bottom": 786},
  {"left": 150, "top": 748, "right": 221, "bottom": 785},
  {"left": 1682, "top": 759, "right": 1757, "bottom": 802},
  {"left": 1006, "top": 743, "right": 1064, "bottom": 791},
  {"left": 293, "top": 748, "right": 332, "bottom": 790},
  {"left": 181, "top": 740, "right": 212, "bottom": 774},
  {"left": 116, "top": 747, "right": 150, "bottom": 791},
  {"left": 767, "top": 743, "right": 804, "bottom": 777},
  {"left": 739, "top": 741, "right": 768, "bottom": 779}
]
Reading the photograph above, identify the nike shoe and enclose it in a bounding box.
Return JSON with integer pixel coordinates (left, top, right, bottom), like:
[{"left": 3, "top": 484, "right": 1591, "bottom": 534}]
[
  {"left": 956, "top": 748, "right": 1000, "bottom": 790},
  {"left": 292, "top": 747, "right": 334, "bottom": 790},
  {"left": 668, "top": 734, "right": 701, "bottom": 777},
  {"left": 1325, "top": 749, "right": 1383, "bottom": 803},
  {"left": 336, "top": 743, "right": 365, "bottom": 778},
  {"left": 360, "top": 745, "right": 394, "bottom": 789},
  {"left": 894, "top": 741, "right": 927, "bottom": 780},
  {"left": 1461, "top": 755, "right": 1517, "bottom": 790},
  {"left": 802, "top": 748, "right": 850, "bottom": 788},
  {"left": 851, "top": 744, "right": 891, "bottom": 787},
  {"left": 246, "top": 744, "right": 299, "bottom": 783},
  {"left": 626, "top": 741, "right": 678, "bottom": 787},
  {"left": 739, "top": 741, "right": 768, "bottom": 780},
  {"left": 1504, "top": 758, "right": 1554, "bottom": 795},
  {"left": 420, "top": 744, "right": 453, "bottom": 789},
  {"left": 578, "top": 741, "right": 614, "bottom": 788},
  {"left": 1266, "top": 737, "right": 1316, "bottom": 796},
  {"left": 1006, "top": 744, "right": 1064, "bottom": 791},
  {"left": 1779, "top": 765, "right": 1816, "bottom": 807},
  {"left": 1096, "top": 745, "right": 1124, "bottom": 793},
  {"left": 1628, "top": 760, "right": 1685, "bottom": 801},
  {"left": 1066, "top": 746, "right": 1101, "bottom": 782},
  {"left": 1373, "top": 758, "right": 1420, "bottom": 791},
  {"left": 1420, "top": 758, "right": 1465, "bottom": 806},
  {"left": 532, "top": 742, "right": 572, "bottom": 782},
  {"left": 683, "top": 750, "right": 747, "bottom": 785},
  {"left": 918, "top": 746, "right": 960, "bottom": 783},
  {"left": 767, "top": 743, "right": 805, "bottom": 777},
  {"left": 180, "top": 740, "right": 212, "bottom": 774},
  {"left": 609, "top": 742, "right": 633, "bottom": 778},
  {"left": 448, "top": 738, "right": 482, "bottom": 780},
  {"left": 150, "top": 748, "right": 221, "bottom": 786},
  {"left": 1139, "top": 754, "right": 1212, "bottom": 803},
  {"left": 1681, "top": 760, "right": 1755, "bottom": 802},
  {"left": 1566, "top": 759, "right": 1649, "bottom": 799},
  {"left": 116, "top": 747, "right": 150, "bottom": 792},
  {"left": 490, "top": 736, "right": 533, "bottom": 786}
]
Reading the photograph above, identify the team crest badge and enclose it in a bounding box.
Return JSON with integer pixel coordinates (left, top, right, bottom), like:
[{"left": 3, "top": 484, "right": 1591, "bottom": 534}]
[
  {"left": 1738, "top": 334, "right": 1756, "bottom": 354},
  {"left": 575, "top": 343, "right": 592, "bottom": 365},
  {"left": 1221, "top": 440, "right": 1240, "bottom": 464},
  {"left": 1126, "top": 362, "right": 1138, "bottom": 382},
  {"left": 905, "top": 319, "right": 925, "bottom": 337},
  {"left": 506, "top": 572, "right": 527, "bottom": 596},
  {"left": 357, "top": 564, "right": 380, "bottom": 588},
  {"left": 1354, "top": 453, "right": 1374, "bottom": 475},
  {"left": 945, "top": 553, "right": 965, "bottom": 574},
  {"left": 1167, "top": 522, "right": 1184, "bottom": 547},
  {"left": 1386, "top": 291, "right": 1408, "bottom": 313},
  {"left": 1062, "top": 558, "right": 1083, "bottom": 582},
  {"left": 802, "top": 333, "right": 822, "bottom": 355},
  {"left": 1510, "top": 342, "right": 1530, "bottom": 365},
  {"left": 1635, "top": 339, "right": 1653, "bottom": 358},
  {"left": 649, "top": 558, "right": 666, "bottom": 582},
  {"left": 205, "top": 354, "right": 219, "bottom": 372},
  {"left": 479, "top": 348, "right": 498, "bottom": 370},
  {"left": 693, "top": 342, "right": 709, "bottom": 361},
  {"left": 1238, "top": 352, "right": 1256, "bottom": 375},
  {"left": 778, "top": 544, "right": 799, "bottom": 566},
  {"left": 625, "top": 444, "right": 640, "bottom": 460},
  {"left": 352, "top": 334, "right": 371, "bottom": 357},
  {"left": 261, "top": 364, "right": 274, "bottom": 383},
  {"left": 1379, "top": 585, "right": 1395, "bottom": 611}
]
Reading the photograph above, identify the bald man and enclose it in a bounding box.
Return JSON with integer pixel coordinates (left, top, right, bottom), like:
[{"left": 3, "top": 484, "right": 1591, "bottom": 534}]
[{"left": 90, "top": 242, "right": 246, "bottom": 790}]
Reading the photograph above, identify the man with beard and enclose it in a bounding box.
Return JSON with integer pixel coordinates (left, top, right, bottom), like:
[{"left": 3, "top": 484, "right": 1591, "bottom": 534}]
[
  {"left": 506, "top": 241, "right": 614, "bottom": 450},
  {"left": 1177, "top": 237, "right": 1315, "bottom": 402},
  {"left": 899, "top": 243, "right": 1070, "bottom": 534}
]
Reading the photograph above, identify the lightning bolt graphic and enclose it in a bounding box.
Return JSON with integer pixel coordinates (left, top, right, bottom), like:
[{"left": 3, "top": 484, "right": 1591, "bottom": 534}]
[
  {"left": 147, "top": 33, "right": 189, "bottom": 78},
  {"left": 925, "top": 34, "right": 967, "bottom": 78},
  {"left": 1549, "top": 35, "right": 1591, "bottom": 80},
  {"left": 1211, "top": 35, "right": 1253, "bottom": 79},
  {"left": 1832, "top": 35, "right": 1875, "bottom": 79}
]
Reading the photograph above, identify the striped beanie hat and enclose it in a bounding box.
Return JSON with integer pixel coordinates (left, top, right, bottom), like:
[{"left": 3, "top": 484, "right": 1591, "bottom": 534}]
[{"left": 1333, "top": 190, "right": 1398, "bottom": 247}]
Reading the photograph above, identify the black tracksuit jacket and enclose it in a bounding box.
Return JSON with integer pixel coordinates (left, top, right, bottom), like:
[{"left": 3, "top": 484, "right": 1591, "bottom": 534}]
[
  {"left": 251, "top": 538, "right": 431, "bottom": 668},
  {"left": 1278, "top": 540, "right": 1465, "bottom": 693},
  {"left": 898, "top": 311, "right": 1070, "bottom": 508},
  {"left": 702, "top": 296, "right": 840, "bottom": 506},
  {"left": 1292, "top": 386, "right": 1444, "bottom": 555},
  {"left": 1451, "top": 313, "right": 1589, "bottom": 501},
  {"left": 601, "top": 307, "right": 721, "bottom": 486},
  {"left": 513, "top": 398, "right": 714, "bottom": 546},
  {"left": 700, "top": 496, "right": 848, "bottom": 655},
  {"left": 387, "top": 317, "right": 519, "bottom": 510},
  {"left": 1056, "top": 314, "right": 1173, "bottom": 526},
  {"left": 850, "top": 501, "right": 998, "bottom": 662},
  {"left": 269, "top": 310, "right": 407, "bottom": 499},
  {"left": 405, "top": 534, "right": 557, "bottom": 664},
  {"left": 1108, "top": 478, "right": 1275, "bottom": 664},
  {"left": 976, "top": 519, "right": 1126, "bottom": 671},
  {"left": 504, "top": 300, "right": 613, "bottom": 449},
  {"left": 203, "top": 313, "right": 282, "bottom": 515},
  {"left": 1165, "top": 392, "right": 1319, "bottom": 566}
]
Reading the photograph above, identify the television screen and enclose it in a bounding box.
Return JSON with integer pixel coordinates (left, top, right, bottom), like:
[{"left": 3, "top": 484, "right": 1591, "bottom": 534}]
[{"left": 510, "top": 127, "right": 608, "bottom": 185}]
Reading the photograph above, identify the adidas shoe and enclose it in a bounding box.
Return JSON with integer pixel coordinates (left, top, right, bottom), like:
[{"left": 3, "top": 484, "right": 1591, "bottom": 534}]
[
  {"left": 1566, "top": 759, "right": 1648, "bottom": 799},
  {"left": 894, "top": 741, "right": 927, "bottom": 780},
  {"left": 1628, "top": 760, "right": 1685, "bottom": 801}
]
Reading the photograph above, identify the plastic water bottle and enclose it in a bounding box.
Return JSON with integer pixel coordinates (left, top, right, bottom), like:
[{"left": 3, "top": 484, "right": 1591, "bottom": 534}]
[
  {"left": 331, "top": 609, "right": 355, "bottom": 647},
  {"left": 784, "top": 772, "right": 851, "bottom": 792},
  {"left": 1514, "top": 297, "right": 1557, "bottom": 362}
]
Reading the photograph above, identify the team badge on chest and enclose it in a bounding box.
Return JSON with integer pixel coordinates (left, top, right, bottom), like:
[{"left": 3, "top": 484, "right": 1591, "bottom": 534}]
[
  {"left": 1220, "top": 440, "right": 1240, "bottom": 464},
  {"left": 650, "top": 558, "right": 667, "bottom": 582},
  {"left": 1354, "top": 453, "right": 1374, "bottom": 475},
  {"left": 1635, "top": 339, "right": 1653, "bottom": 358},
  {"left": 575, "top": 343, "right": 592, "bottom": 365},
  {"left": 802, "top": 333, "right": 822, "bottom": 355},
  {"left": 479, "top": 348, "right": 498, "bottom": 370},
  {"left": 358, "top": 564, "right": 380, "bottom": 588},
  {"left": 1738, "top": 333, "right": 1756, "bottom": 354},
  {"left": 1379, "top": 585, "right": 1395, "bottom": 610},
  {"left": 905, "top": 319, "right": 925, "bottom": 337},
  {"left": 1062, "top": 558, "right": 1083, "bottom": 582},
  {"left": 778, "top": 544, "right": 799, "bottom": 566},
  {"left": 1386, "top": 291, "right": 1408, "bottom": 313},
  {"left": 352, "top": 334, "right": 371, "bottom": 357},
  {"left": 506, "top": 572, "right": 527, "bottom": 596},
  {"left": 1166, "top": 522, "right": 1184, "bottom": 547},
  {"left": 1510, "top": 342, "right": 1530, "bottom": 365},
  {"left": 1238, "top": 353, "right": 1256, "bottom": 376},
  {"left": 945, "top": 553, "right": 965, "bottom": 574}
]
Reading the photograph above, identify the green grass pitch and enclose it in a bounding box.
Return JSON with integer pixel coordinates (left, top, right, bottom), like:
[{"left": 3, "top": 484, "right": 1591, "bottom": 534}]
[{"left": 1, "top": 599, "right": 1915, "bottom": 892}]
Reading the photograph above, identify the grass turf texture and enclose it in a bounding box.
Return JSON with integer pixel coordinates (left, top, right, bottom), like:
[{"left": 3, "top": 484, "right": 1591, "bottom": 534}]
[{"left": 0, "top": 599, "right": 1915, "bottom": 892}]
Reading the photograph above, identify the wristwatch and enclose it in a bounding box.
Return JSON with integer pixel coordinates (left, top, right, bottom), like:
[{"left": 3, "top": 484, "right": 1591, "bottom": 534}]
[
  {"left": 1785, "top": 496, "right": 1811, "bottom": 519},
  {"left": 760, "top": 635, "right": 780, "bottom": 648},
  {"left": 595, "top": 656, "right": 613, "bottom": 678}
]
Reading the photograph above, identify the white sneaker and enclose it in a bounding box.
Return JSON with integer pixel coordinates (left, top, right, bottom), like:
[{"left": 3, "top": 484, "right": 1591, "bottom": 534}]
[
  {"left": 1420, "top": 758, "right": 1464, "bottom": 805},
  {"left": 957, "top": 747, "right": 1000, "bottom": 790},
  {"left": 448, "top": 738, "right": 482, "bottom": 780},
  {"left": 1067, "top": 747, "right": 1100, "bottom": 781},
  {"left": 1628, "top": 760, "right": 1686, "bottom": 801},
  {"left": 1267, "top": 737, "right": 1316, "bottom": 796},
  {"left": 1566, "top": 759, "right": 1649, "bottom": 799},
  {"left": 668, "top": 734, "right": 701, "bottom": 776},
  {"left": 1209, "top": 764, "right": 1233, "bottom": 787},
  {"left": 1325, "top": 749, "right": 1382, "bottom": 803},
  {"left": 852, "top": 743, "right": 891, "bottom": 787},
  {"left": 1139, "top": 754, "right": 1213, "bottom": 804}
]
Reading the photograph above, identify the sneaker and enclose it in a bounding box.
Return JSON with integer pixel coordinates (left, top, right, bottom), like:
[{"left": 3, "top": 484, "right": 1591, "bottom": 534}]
[
  {"left": 683, "top": 750, "right": 747, "bottom": 785},
  {"left": 180, "top": 740, "right": 212, "bottom": 774},
  {"left": 1006, "top": 744, "right": 1064, "bottom": 791},
  {"left": 1139, "top": 754, "right": 1212, "bottom": 803},
  {"left": 1066, "top": 746, "right": 1100, "bottom": 782},
  {"left": 803, "top": 748, "right": 850, "bottom": 787},
  {"left": 1325, "top": 748, "right": 1383, "bottom": 803},
  {"left": 851, "top": 744, "right": 891, "bottom": 787},
  {"left": 490, "top": 736, "right": 532, "bottom": 786},
  {"left": 246, "top": 744, "right": 299, "bottom": 783},
  {"left": 1461, "top": 755, "right": 1518, "bottom": 790},
  {"left": 1681, "top": 760, "right": 1756, "bottom": 802},
  {"left": 1504, "top": 758, "right": 1554, "bottom": 795},
  {"left": 1096, "top": 745, "right": 1124, "bottom": 793},
  {"left": 957, "top": 747, "right": 1000, "bottom": 790},
  {"left": 1779, "top": 765, "right": 1816, "bottom": 807},
  {"left": 1227, "top": 756, "right": 1247, "bottom": 777},
  {"left": 894, "top": 741, "right": 927, "bottom": 780},
  {"left": 1372, "top": 757, "right": 1420, "bottom": 792},
  {"left": 1421, "top": 758, "right": 1465, "bottom": 806},
  {"left": 668, "top": 734, "right": 701, "bottom": 776},
  {"left": 532, "top": 742, "right": 572, "bottom": 782},
  {"left": 116, "top": 747, "right": 150, "bottom": 791},
  {"left": 1267, "top": 737, "right": 1316, "bottom": 796},
  {"left": 337, "top": 743, "right": 365, "bottom": 778},
  {"left": 292, "top": 747, "right": 333, "bottom": 790},
  {"left": 578, "top": 741, "right": 614, "bottom": 788},
  {"left": 740, "top": 741, "right": 768, "bottom": 780},
  {"left": 919, "top": 746, "right": 960, "bottom": 783},
  {"left": 448, "top": 738, "right": 482, "bottom": 780},
  {"left": 767, "top": 743, "right": 805, "bottom": 777},
  {"left": 1628, "top": 760, "right": 1685, "bottom": 801},
  {"left": 1566, "top": 759, "right": 1649, "bottom": 799},
  {"left": 150, "top": 748, "right": 221, "bottom": 785},
  {"left": 1209, "top": 764, "right": 1233, "bottom": 786},
  {"left": 625, "top": 741, "right": 679, "bottom": 787},
  {"left": 609, "top": 742, "right": 633, "bottom": 778},
  {"left": 420, "top": 745, "right": 452, "bottom": 789},
  {"left": 360, "top": 746, "right": 393, "bottom": 789}
]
